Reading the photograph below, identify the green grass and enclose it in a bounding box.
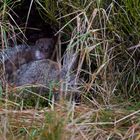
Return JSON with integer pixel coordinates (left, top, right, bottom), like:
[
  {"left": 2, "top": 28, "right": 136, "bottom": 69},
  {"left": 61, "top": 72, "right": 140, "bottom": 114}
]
[{"left": 0, "top": 0, "right": 140, "bottom": 139}]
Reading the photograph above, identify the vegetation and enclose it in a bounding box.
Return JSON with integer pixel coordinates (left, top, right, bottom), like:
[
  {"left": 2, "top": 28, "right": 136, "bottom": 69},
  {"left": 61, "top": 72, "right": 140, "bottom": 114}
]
[{"left": 0, "top": 0, "right": 140, "bottom": 139}]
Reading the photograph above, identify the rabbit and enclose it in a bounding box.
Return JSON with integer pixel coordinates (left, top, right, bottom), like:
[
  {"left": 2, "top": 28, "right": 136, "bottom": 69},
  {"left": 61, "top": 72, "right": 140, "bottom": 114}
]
[
  {"left": 14, "top": 59, "right": 60, "bottom": 86},
  {"left": 9, "top": 59, "right": 60, "bottom": 100},
  {"left": 0, "top": 38, "right": 55, "bottom": 80},
  {"left": 11, "top": 58, "right": 80, "bottom": 102}
]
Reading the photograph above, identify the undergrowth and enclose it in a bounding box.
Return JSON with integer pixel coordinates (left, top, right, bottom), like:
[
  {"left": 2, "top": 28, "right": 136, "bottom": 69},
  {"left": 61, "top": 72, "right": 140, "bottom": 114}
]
[{"left": 0, "top": 0, "right": 140, "bottom": 139}]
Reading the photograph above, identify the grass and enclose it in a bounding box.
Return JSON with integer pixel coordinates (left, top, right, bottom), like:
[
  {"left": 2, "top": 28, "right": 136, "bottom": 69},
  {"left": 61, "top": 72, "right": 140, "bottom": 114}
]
[{"left": 0, "top": 0, "right": 140, "bottom": 139}]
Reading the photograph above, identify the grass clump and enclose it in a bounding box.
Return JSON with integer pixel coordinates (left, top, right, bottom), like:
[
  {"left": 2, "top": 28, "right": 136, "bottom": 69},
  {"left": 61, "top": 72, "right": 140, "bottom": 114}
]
[{"left": 40, "top": 111, "right": 65, "bottom": 140}]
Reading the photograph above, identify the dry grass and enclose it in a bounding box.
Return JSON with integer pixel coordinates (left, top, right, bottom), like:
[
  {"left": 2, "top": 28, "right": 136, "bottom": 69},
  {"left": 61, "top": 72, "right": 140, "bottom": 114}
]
[
  {"left": 0, "top": 0, "right": 140, "bottom": 139},
  {"left": 0, "top": 102, "right": 140, "bottom": 139}
]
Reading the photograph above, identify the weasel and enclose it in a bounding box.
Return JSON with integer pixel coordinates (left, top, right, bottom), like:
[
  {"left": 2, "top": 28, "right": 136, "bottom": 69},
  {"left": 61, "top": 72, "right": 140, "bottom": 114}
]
[{"left": 0, "top": 38, "right": 55, "bottom": 79}]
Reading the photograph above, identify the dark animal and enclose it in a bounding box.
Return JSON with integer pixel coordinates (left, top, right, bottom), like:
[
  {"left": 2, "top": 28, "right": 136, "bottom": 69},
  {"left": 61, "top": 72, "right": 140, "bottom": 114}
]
[{"left": 0, "top": 38, "right": 55, "bottom": 79}]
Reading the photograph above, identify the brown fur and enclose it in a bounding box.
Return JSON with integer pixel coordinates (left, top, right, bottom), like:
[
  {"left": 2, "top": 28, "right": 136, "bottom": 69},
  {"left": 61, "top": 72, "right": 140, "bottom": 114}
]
[{"left": 0, "top": 38, "right": 55, "bottom": 80}]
